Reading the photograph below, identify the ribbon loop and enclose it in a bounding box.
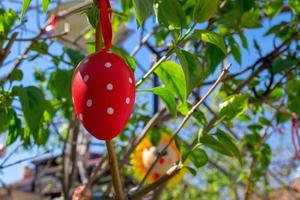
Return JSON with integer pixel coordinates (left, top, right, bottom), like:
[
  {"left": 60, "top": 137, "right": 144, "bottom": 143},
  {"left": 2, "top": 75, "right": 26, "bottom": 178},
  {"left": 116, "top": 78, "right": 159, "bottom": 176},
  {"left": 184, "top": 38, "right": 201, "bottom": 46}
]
[{"left": 98, "top": 0, "right": 112, "bottom": 51}]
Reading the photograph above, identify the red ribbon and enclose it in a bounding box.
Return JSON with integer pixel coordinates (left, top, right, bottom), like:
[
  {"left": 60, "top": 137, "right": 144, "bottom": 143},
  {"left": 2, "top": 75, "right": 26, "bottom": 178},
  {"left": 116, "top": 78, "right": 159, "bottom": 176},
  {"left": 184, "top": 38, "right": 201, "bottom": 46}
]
[
  {"left": 98, "top": 0, "right": 112, "bottom": 51},
  {"left": 292, "top": 119, "right": 300, "bottom": 160}
]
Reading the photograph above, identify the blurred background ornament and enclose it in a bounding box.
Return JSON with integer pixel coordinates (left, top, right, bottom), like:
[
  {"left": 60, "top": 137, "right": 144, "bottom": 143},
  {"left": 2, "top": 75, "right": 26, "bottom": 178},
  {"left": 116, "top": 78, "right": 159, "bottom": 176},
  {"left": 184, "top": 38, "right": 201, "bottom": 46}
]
[
  {"left": 45, "top": 0, "right": 132, "bottom": 54},
  {"left": 130, "top": 133, "right": 185, "bottom": 185},
  {"left": 0, "top": 143, "right": 6, "bottom": 158}
]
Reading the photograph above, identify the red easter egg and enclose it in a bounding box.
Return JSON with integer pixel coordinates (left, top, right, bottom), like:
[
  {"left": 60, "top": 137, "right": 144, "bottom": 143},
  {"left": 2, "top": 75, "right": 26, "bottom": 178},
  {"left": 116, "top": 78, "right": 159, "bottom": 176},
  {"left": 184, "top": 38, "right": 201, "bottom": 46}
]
[{"left": 72, "top": 50, "right": 135, "bottom": 140}]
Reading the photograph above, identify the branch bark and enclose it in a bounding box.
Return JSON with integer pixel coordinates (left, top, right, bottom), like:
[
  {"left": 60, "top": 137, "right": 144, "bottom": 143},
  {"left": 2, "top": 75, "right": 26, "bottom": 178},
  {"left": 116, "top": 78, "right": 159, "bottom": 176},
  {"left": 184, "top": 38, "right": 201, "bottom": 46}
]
[
  {"left": 0, "top": 32, "right": 18, "bottom": 67},
  {"left": 128, "top": 165, "right": 183, "bottom": 200},
  {"left": 106, "top": 140, "right": 126, "bottom": 200}
]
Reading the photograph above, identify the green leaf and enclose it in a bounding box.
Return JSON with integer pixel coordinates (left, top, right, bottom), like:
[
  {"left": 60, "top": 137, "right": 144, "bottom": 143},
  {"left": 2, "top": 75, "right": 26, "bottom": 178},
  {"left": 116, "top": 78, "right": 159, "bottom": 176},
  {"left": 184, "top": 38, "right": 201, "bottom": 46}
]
[
  {"left": 21, "top": 0, "right": 31, "bottom": 18},
  {"left": 270, "top": 87, "right": 283, "bottom": 101},
  {"left": 148, "top": 129, "right": 161, "bottom": 146},
  {"left": 121, "top": 0, "right": 133, "bottom": 13},
  {"left": 259, "top": 116, "right": 272, "bottom": 126},
  {"left": 264, "top": 21, "right": 289, "bottom": 36},
  {"left": 176, "top": 48, "right": 203, "bottom": 96},
  {"left": 215, "top": 129, "right": 242, "bottom": 164},
  {"left": 189, "top": 148, "right": 208, "bottom": 168},
  {"left": 263, "top": 0, "right": 283, "bottom": 19},
  {"left": 30, "top": 41, "right": 49, "bottom": 54},
  {"left": 272, "top": 56, "right": 297, "bottom": 74},
  {"left": 18, "top": 86, "right": 45, "bottom": 135},
  {"left": 132, "top": 0, "right": 153, "bottom": 26},
  {"left": 237, "top": 0, "right": 256, "bottom": 13},
  {"left": 9, "top": 69, "right": 23, "bottom": 82},
  {"left": 275, "top": 112, "right": 290, "bottom": 124},
  {"left": 205, "top": 43, "right": 225, "bottom": 74},
  {"left": 43, "top": 100, "right": 60, "bottom": 123},
  {"left": 253, "top": 39, "right": 262, "bottom": 55},
  {"left": 0, "top": 108, "right": 13, "bottom": 133},
  {"left": 143, "top": 87, "right": 177, "bottom": 116},
  {"left": 0, "top": 9, "right": 18, "bottom": 36},
  {"left": 111, "top": 46, "right": 137, "bottom": 71},
  {"left": 193, "top": 30, "right": 227, "bottom": 55},
  {"left": 247, "top": 124, "right": 263, "bottom": 133},
  {"left": 157, "top": 0, "right": 188, "bottom": 29},
  {"left": 228, "top": 37, "right": 241, "bottom": 65},
  {"left": 65, "top": 48, "right": 85, "bottom": 67},
  {"left": 218, "top": 94, "right": 249, "bottom": 121},
  {"left": 185, "top": 166, "right": 197, "bottom": 176},
  {"left": 193, "top": 0, "right": 218, "bottom": 23},
  {"left": 241, "top": 8, "right": 262, "bottom": 28},
  {"left": 42, "top": 0, "right": 50, "bottom": 13},
  {"left": 7, "top": 111, "right": 22, "bottom": 146},
  {"left": 289, "top": 0, "right": 300, "bottom": 14},
  {"left": 34, "top": 128, "right": 50, "bottom": 146},
  {"left": 48, "top": 70, "right": 73, "bottom": 102},
  {"left": 199, "top": 132, "right": 233, "bottom": 156},
  {"left": 155, "top": 61, "right": 186, "bottom": 102},
  {"left": 85, "top": 6, "right": 99, "bottom": 29},
  {"left": 286, "top": 78, "right": 300, "bottom": 114},
  {"left": 238, "top": 32, "right": 248, "bottom": 49},
  {"left": 256, "top": 144, "right": 271, "bottom": 175},
  {"left": 177, "top": 102, "right": 207, "bottom": 125}
]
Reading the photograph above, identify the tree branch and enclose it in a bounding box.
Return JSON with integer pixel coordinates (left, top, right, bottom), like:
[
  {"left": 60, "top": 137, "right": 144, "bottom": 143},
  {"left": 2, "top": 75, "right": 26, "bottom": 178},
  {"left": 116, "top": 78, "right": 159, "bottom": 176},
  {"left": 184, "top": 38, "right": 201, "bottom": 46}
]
[
  {"left": 135, "top": 23, "right": 196, "bottom": 88},
  {"left": 106, "top": 140, "right": 126, "bottom": 200},
  {"left": 136, "top": 64, "right": 232, "bottom": 188},
  {"left": 0, "top": 32, "right": 18, "bottom": 67},
  {"left": 81, "top": 154, "right": 108, "bottom": 194},
  {"left": 128, "top": 165, "right": 183, "bottom": 200}
]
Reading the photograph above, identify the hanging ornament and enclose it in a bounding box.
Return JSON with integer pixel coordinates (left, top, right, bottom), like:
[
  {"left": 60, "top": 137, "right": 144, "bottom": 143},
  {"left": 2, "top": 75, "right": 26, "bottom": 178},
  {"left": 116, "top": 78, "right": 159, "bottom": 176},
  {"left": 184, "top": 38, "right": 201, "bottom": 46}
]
[
  {"left": 72, "top": 0, "right": 135, "bottom": 140},
  {"left": 45, "top": 1, "right": 132, "bottom": 54},
  {"left": 0, "top": 134, "right": 6, "bottom": 158},
  {"left": 72, "top": 185, "right": 91, "bottom": 200},
  {"left": 0, "top": 143, "right": 6, "bottom": 158},
  {"left": 130, "top": 133, "right": 185, "bottom": 186}
]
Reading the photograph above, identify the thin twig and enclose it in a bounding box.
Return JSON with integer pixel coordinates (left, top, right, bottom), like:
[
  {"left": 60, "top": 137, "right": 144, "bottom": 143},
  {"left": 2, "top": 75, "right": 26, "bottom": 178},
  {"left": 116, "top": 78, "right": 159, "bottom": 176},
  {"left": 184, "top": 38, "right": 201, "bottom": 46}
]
[
  {"left": 125, "top": 108, "right": 166, "bottom": 160},
  {"left": 135, "top": 23, "right": 196, "bottom": 88},
  {"left": 0, "top": 32, "right": 18, "bottom": 67},
  {"left": 106, "top": 140, "right": 126, "bottom": 200},
  {"left": 0, "top": 142, "right": 23, "bottom": 166},
  {"left": 130, "top": 32, "right": 153, "bottom": 57},
  {"left": 0, "top": 29, "right": 44, "bottom": 83},
  {"left": 128, "top": 165, "right": 183, "bottom": 200},
  {"left": 81, "top": 154, "right": 108, "bottom": 194},
  {"left": 0, "top": 150, "right": 51, "bottom": 169},
  {"left": 136, "top": 64, "right": 232, "bottom": 189}
]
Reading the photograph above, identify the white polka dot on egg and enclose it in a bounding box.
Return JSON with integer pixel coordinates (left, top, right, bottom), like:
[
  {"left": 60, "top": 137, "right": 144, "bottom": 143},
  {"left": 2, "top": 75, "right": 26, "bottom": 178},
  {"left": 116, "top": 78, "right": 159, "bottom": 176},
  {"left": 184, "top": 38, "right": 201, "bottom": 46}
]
[
  {"left": 107, "top": 107, "right": 114, "bottom": 115},
  {"left": 83, "top": 75, "right": 89, "bottom": 82},
  {"left": 106, "top": 83, "right": 113, "bottom": 91},
  {"left": 126, "top": 97, "right": 130, "bottom": 104},
  {"left": 86, "top": 99, "right": 92, "bottom": 107},
  {"left": 105, "top": 62, "right": 112, "bottom": 68},
  {"left": 129, "top": 77, "right": 133, "bottom": 84},
  {"left": 79, "top": 113, "right": 83, "bottom": 120}
]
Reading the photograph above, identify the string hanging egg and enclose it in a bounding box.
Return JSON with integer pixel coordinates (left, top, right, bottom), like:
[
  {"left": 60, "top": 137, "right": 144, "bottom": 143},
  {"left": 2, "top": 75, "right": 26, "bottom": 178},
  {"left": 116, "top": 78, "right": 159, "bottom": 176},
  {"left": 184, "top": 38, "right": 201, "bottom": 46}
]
[{"left": 71, "top": 0, "right": 135, "bottom": 140}]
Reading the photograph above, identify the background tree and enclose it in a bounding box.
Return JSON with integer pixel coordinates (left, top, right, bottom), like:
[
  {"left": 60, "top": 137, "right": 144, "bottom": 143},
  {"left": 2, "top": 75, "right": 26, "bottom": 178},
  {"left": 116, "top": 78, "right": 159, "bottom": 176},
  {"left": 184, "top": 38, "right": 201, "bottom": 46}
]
[{"left": 0, "top": 0, "right": 299, "bottom": 199}]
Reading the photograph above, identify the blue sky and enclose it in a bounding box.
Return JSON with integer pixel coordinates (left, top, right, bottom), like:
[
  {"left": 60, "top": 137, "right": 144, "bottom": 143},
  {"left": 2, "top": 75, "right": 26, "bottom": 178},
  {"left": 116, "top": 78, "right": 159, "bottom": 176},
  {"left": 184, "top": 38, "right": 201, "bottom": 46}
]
[{"left": 0, "top": 0, "right": 297, "bottom": 185}]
